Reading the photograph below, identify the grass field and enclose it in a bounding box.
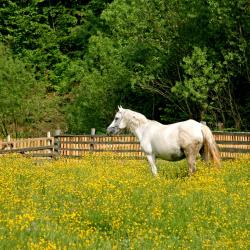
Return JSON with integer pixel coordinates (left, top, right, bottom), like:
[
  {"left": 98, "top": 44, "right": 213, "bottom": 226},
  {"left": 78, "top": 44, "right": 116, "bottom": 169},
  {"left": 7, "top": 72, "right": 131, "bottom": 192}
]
[{"left": 0, "top": 154, "right": 249, "bottom": 250}]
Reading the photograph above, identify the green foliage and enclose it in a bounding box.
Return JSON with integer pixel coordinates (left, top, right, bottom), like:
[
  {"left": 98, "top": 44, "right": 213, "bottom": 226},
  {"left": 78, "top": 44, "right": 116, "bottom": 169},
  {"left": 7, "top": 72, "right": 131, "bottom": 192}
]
[
  {"left": 172, "top": 47, "right": 225, "bottom": 120},
  {"left": 0, "top": 0, "right": 249, "bottom": 134},
  {"left": 66, "top": 35, "right": 132, "bottom": 132},
  {"left": 104, "top": 0, "right": 249, "bottom": 129},
  {"left": 0, "top": 44, "right": 63, "bottom": 137}
]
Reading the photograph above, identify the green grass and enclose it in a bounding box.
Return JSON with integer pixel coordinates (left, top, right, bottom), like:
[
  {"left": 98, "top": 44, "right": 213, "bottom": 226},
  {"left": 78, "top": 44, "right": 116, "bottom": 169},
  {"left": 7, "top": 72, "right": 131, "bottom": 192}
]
[{"left": 0, "top": 155, "right": 249, "bottom": 249}]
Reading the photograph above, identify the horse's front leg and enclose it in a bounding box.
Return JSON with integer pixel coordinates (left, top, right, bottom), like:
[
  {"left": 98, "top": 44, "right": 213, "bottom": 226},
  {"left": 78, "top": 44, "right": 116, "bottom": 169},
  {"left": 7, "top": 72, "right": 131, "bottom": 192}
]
[{"left": 146, "top": 154, "right": 158, "bottom": 176}]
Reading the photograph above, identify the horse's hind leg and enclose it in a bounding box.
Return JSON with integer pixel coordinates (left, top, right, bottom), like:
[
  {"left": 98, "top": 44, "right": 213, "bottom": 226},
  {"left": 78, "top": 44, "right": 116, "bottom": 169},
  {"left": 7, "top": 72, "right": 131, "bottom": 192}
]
[
  {"left": 199, "top": 145, "right": 209, "bottom": 162},
  {"left": 184, "top": 142, "right": 202, "bottom": 175},
  {"left": 185, "top": 152, "right": 196, "bottom": 175},
  {"left": 146, "top": 154, "right": 158, "bottom": 176}
]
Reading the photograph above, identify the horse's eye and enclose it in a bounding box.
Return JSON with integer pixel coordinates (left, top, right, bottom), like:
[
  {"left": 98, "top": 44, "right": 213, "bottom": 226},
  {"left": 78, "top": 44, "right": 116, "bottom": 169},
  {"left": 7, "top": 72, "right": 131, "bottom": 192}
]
[{"left": 115, "top": 117, "right": 119, "bottom": 121}]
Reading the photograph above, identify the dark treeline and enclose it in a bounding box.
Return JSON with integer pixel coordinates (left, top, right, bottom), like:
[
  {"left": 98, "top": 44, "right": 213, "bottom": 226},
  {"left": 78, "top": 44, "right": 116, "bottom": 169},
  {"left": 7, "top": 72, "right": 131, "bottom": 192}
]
[{"left": 0, "top": 0, "right": 249, "bottom": 137}]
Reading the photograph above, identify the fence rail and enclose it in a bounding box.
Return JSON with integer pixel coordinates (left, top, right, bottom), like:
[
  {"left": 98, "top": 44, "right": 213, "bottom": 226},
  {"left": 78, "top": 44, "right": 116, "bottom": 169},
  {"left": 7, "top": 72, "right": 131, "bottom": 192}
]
[
  {"left": 56, "top": 135, "right": 144, "bottom": 158},
  {"left": 0, "top": 133, "right": 55, "bottom": 158},
  {"left": 213, "top": 131, "right": 250, "bottom": 159},
  {"left": 0, "top": 131, "right": 250, "bottom": 160}
]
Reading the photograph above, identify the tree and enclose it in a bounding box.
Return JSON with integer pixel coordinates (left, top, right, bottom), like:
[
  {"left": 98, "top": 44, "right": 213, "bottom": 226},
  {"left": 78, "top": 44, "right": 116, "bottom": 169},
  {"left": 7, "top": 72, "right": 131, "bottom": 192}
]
[
  {"left": 0, "top": 44, "right": 63, "bottom": 137},
  {"left": 96, "top": 0, "right": 250, "bottom": 129},
  {"left": 0, "top": 0, "right": 249, "bottom": 133},
  {"left": 171, "top": 47, "right": 225, "bottom": 121}
]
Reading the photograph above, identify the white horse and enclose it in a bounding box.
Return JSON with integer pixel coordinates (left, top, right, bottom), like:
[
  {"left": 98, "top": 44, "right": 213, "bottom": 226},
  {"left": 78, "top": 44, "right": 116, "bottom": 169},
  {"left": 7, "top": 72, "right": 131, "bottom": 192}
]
[{"left": 107, "top": 106, "right": 220, "bottom": 176}]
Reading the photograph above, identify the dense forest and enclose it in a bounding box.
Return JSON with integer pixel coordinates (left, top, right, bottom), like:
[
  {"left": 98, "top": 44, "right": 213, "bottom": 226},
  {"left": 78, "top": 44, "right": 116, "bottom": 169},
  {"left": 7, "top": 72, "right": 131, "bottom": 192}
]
[{"left": 0, "top": 0, "right": 249, "bottom": 137}]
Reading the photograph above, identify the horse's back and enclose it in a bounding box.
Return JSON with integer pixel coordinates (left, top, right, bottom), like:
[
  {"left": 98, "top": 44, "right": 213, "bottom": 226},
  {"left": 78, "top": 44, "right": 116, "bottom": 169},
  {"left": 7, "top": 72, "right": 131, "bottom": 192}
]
[
  {"left": 142, "top": 119, "right": 203, "bottom": 157},
  {"left": 144, "top": 119, "right": 202, "bottom": 141}
]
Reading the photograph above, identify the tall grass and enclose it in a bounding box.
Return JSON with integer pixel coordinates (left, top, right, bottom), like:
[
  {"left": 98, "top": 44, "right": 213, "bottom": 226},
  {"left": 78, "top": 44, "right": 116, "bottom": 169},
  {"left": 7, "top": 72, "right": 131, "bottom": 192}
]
[{"left": 0, "top": 154, "right": 249, "bottom": 249}]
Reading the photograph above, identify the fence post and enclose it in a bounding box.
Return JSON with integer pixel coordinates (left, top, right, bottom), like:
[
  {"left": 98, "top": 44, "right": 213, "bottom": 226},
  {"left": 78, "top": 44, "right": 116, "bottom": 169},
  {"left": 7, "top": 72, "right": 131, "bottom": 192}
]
[
  {"left": 47, "top": 131, "right": 51, "bottom": 139},
  {"left": 5, "top": 135, "right": 14, "bottom": 150},
  {"left": 46, "top": 131, "right": 53, "bottom": 157},
  {"left": 90, "top": 128, "right": 96, "bottom": 151},
  {"left": 54, "top": 129, "right": 61, "bottom": 158},
  {"left": 217, "top": 122, "right": 224, "bottom": 131},
  {"left": 91, "top": 128, "right": 96, "bottom": 136},
  {"left": 47, "top": 131, "right": 52, "bottom": 147}
]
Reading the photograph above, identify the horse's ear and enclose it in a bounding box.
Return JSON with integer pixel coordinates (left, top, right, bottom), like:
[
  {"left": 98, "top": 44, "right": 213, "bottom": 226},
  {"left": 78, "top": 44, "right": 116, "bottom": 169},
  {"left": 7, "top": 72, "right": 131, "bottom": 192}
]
[{"left": 118, "top": 105, "right": 123, "bottom": 111}]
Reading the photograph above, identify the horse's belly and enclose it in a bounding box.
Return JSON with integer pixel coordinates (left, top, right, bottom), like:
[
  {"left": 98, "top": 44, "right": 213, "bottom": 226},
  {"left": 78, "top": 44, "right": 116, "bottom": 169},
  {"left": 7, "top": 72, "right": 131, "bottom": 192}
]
[
  {"left": 157, "top": 153, "right": 185, "bottom": 161},
  {"left": 155, "top": 147, "right": 185, "bottom": 161}
]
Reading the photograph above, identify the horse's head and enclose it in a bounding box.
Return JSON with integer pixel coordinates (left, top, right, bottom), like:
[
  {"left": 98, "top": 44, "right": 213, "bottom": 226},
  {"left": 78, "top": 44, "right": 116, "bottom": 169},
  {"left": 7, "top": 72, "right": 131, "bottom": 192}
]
[{"left": 107, "top": 106, "right": 127, "bottom": 135}]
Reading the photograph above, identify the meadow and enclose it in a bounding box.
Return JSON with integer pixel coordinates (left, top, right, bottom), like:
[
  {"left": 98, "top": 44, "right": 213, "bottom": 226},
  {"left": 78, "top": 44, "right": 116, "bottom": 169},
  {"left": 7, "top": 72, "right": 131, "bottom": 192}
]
[{"left": 0, "top": 154, "right": 249, "bottom": 250}]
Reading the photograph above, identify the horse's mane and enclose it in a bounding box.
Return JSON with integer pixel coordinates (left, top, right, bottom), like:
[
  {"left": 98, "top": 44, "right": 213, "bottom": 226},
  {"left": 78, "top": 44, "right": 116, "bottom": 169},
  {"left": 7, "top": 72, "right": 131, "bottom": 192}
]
[{"left": 123, "top": 109, "right": 148, "bottom": 132}]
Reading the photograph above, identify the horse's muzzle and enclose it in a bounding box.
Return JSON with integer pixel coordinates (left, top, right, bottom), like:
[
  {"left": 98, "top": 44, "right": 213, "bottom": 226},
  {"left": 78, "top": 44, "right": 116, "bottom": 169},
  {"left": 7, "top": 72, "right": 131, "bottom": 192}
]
[
  {"left": 107, "top": 127, "right": 120, "bottom": 135},
  {"left": 107, "top": 126, "right": 115, "bottom": 135}
]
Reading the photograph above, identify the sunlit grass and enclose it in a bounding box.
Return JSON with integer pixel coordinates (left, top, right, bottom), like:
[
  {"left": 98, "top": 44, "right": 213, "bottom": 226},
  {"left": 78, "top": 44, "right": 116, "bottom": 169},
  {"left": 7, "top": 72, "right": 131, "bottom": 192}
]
[{"left": 0, "top": 154, "right": 249, "bottom": 249}]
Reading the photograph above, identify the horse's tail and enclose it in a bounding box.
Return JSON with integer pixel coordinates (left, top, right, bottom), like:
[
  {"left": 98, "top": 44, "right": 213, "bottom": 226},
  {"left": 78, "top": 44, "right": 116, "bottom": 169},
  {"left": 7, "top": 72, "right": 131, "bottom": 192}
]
[{"left": 201, "top": 124, "right": 221, "bottom": 167}]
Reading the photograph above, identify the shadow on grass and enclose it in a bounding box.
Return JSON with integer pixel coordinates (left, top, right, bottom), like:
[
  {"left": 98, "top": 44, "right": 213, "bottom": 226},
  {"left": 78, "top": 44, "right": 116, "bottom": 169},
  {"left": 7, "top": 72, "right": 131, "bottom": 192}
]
[{"left": 156, "top": 159, "right": 189, "bottom": 179}]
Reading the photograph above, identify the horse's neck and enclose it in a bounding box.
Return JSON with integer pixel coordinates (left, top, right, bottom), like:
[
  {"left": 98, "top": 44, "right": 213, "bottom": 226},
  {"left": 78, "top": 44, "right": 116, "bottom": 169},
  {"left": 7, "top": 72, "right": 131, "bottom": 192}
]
[
  {"left": 132, "top": 120, "right": 163, "bottom": 141},
  {"left": 134, "top": 126, "right": 146, "bottom": 141},
  {"left": 127, "top": 114, "right": 148, "bottom": 140}
]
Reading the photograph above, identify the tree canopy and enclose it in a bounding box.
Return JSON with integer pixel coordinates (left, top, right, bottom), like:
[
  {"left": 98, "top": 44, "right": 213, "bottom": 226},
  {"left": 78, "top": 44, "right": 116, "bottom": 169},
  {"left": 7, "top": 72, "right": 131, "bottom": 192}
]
[{"left": 0, "top": 0, "right": 249, "bottom": 136}]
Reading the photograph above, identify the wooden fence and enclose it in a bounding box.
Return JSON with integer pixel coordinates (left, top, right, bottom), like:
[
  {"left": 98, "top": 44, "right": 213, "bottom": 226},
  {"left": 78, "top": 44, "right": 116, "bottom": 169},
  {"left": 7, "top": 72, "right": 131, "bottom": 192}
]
[
  {"left": 0, "top": 132, "right": 55, "bottom": 158},
  {"left": 0, "top": 132, "right": 250, "bottom": 160},
  {"left": 213, "top": 132, "right": 250, "bottom": 159},
  {"left": 56, "top": 132, "right": 250, "bottom": 160},
  {"left": 56, "top": 135, "right": 144, "bottom": 158}
]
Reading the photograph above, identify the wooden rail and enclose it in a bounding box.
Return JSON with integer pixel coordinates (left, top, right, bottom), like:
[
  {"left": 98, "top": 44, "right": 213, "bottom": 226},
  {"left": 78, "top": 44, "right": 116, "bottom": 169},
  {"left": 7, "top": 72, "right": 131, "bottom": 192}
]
[
  {"left": 0, "top": 132, "right": 249, "bottom": 160},
  {"left": 213, "top": 131, "right": 250, "bottom": 159},
  {"left": 56, "top": 135, "right": 144, "bottom": 158},
  {"left": 56, "top": 132, "right": 250, "bottom": 160},
  {"left": 0, "top": 133, "right": 55, "bottom": 158}
]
